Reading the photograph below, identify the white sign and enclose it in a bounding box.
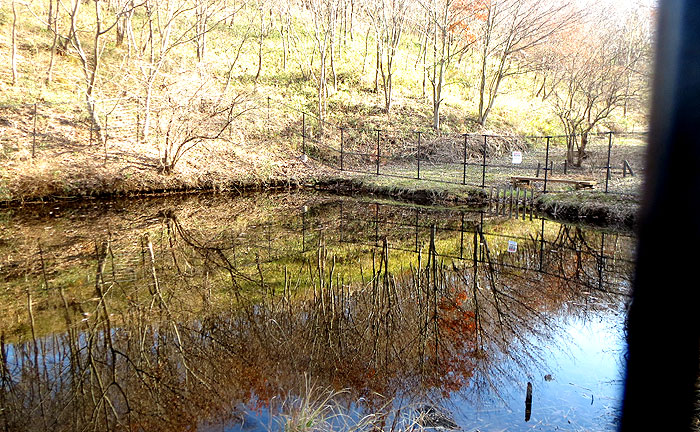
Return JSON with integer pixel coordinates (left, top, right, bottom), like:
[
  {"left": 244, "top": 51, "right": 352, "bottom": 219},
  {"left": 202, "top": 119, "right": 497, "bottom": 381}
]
[
  {"left": 507, "top": 240, "right": 518, "bottom": 253},
  {"left": 512, "top": 151, "right": 523, "bottom": 164}
]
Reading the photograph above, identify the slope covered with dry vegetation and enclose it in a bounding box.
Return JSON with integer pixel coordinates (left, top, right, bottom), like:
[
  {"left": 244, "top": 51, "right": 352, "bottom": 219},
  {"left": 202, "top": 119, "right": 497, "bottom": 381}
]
[{"left": 0, "top": 0, "right": 653, "bottom": 202}]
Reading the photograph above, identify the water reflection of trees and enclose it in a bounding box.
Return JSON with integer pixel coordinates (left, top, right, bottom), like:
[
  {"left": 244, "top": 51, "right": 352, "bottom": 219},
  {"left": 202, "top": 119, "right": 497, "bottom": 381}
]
[{"left": 0, "top": 197, "right": 635, "bottom": 431}]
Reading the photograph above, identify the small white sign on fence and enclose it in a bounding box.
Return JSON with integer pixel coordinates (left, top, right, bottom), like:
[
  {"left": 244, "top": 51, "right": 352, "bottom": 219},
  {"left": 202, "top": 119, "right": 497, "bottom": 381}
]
[
  {"left": 512, "top": 151, "right": 523, "bottom": 164},
  {"left": 507, "top": 240, "right": 518, "bottom": 253}
]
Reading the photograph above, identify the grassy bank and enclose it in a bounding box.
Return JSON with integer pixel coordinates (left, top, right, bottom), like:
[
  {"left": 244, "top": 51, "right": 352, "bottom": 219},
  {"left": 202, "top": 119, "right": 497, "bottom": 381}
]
[
  {"left": 318, "top": 172, "right": 640, "bottom": 229},
  {"left": 0, "top": 140, "right": 335, "bottom": 204}
]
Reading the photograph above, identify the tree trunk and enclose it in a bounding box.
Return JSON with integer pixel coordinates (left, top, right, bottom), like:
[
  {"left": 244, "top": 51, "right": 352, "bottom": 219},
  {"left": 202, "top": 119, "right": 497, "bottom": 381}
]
[
  {"left": 46, "top": 0, "right": 59, "bottom": 85},
  {"left": 255, "top": 9, "right": 264, "bottom": 81},
  {"left": 576, "top": 132, "right": 588, "bottom": 167},
  {"left": 374, "top": 40, "right": 380, "bottom": 93},
  {"left": 11, "top": 0, "right": 18, "bottom": 86},
  {"left": 47, "top": 0, "right": 53, "bottom": 31},
  {"left": 477, "top": 47, "right": 489, "bottom": 125}
]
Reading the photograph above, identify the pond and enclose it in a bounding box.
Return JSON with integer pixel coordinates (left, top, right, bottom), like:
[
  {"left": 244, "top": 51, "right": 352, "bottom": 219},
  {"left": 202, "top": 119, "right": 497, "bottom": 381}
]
[{"left": 0, "top": 192, "right": 636, "bottom": 431}]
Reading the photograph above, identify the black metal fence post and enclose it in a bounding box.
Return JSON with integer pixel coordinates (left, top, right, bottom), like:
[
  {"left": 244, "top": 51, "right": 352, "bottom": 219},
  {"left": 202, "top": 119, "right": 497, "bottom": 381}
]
[
  {"left": 416, "top": 131, "right": 422, "bottom": 179},
  {"left": 481, "top": 135, "right": 487, "bottom": 189},
  {"left": 462, "top": 134, "right": 468, "bottom": 185},
  {"left": 605, "top": 131, "right": 613, "bottom": 193},
  {"left": 340, "top": 127, "right": 344, "bottom": 171},
  {"left": 375, "top": 129, "right": 381, "bottom": 175},
  {"left": 543, "top": 136, "right": 551, "bottom": 193}
]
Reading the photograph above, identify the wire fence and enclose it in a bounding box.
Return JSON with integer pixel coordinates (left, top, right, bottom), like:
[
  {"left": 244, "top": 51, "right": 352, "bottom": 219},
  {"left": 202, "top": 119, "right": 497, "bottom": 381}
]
[
  {"left": 270, "top": 101, "right": 647, "bottom": 196},
  {"left": 1, "top": 97, "right": 647, "bottom": 196}
]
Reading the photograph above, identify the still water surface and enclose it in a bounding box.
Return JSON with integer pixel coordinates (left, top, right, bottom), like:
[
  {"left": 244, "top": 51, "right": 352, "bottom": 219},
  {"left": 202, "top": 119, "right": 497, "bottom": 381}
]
[{"left": 0, "top": 192, "right": 635, "bottom": 431}]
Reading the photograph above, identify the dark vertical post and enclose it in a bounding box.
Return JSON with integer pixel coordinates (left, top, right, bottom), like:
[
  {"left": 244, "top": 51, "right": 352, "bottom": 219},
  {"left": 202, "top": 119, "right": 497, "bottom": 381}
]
[
  {"left": 340, "top": 127, "right": 345, "bottom": 171},
  {"left": 509, "top": 187, "right": 513, "bottom": 218},
  {"left": 621, "top": 3, "right": 700, "bottom": 429},
  {"left": 32, "top": 102, "right": 37, "bottom": 158},
  {"left": 459, "top": 212, "right": 465, "bottom": 259},
  {"left": 267, "top": 96, "right": 270, "bottom": 137},
  {"left": 267, "top": 223, "right": 272, "bottom": 259},
  {"left": 481, "top": 135, "right": 487, "bottom": 188},
  {"left": 495, "top": 186, "right": 500, "bottom": 214},
  {"left": 605, "top": 131, "right": 613, "bottom": 193},
  {"left": 376, "top": 129, "right": 381, "bottom": 175},
  {"left": 538, "top": 218, "right": 545, "bottom": 272},
  {"left": 302, "top": 113, "right": 306, "bottom": 155},
  {"left": 543, "top": 136, "right": 551, "bottom": 193},
  {"left": 598, "top": 232, "right": 605, "bottom": 291},
  {"left": 416, "top": 131, "right": 422, "bottom": 179},
  {"left": 564, "top": 159, "right": 568, "bottom": 175},
  {"left": 463, "top": 134, "right": 468, "bottom": 185},
  {"left": 415, "top": 208, "right": 419, "bottom": 252},
  {"left": 374, "top": 203, "right": 379, "bottom": 246},
  {"left": 338, "top": 202, "right": 345, "bottom": 245},
  {"left": 301, "top": 207, "right": 306, "bottom": 252}
]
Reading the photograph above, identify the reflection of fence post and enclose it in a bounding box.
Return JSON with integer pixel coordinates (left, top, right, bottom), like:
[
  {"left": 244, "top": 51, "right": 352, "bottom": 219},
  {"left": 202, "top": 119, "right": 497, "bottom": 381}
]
[
  {"left": 340, "top": 127, "right": 344, "bottom": 171},
  {"left": 375, "top": 129, "right": 381, "bottom": 175},
  {"left": 301, "top": 206, "right": 307, "bottom": 252},
  {"left": 481, "top": 135, "right": 487, "bottom": 188},
  {"left": 416, "top": 131, "right": 422, "bottom": 179},
  {"left": 598, "top": 233, "right": 606, "bottom": 291},
  {"left": 414, "top": 208, "right": 419, "bottom": 252},
  {"left": 339, "top": 202, "right": 344, "bottom": 243},
  {"left": 32, "top": 102, "right": 37, "bottom": 159},
  {"left": 538, "top": 218, "right": 545, "bottom": 272},
  {"left": 302, "top": 113, "right": 306, "bottom": 155},
  {"left": 543, "top": 136, "right": 551, "bottom": 193},
  {"left": 605, "top": 131, "right": 613, "bottom": 193},
  {"left": 462, "top": 134, "right": 468, "bottom": 185},
  {"left": 374, "top": 203, "right": 379, "bottom": 246},
  {"left": 460, "top": 212, "right": 465, "bottom": 259}
]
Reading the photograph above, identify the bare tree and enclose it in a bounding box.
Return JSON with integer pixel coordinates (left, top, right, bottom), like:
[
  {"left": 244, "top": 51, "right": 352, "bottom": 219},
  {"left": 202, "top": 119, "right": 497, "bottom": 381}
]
[
  {"left": 254, "top": 1, "right": 272, "bottom": 82},
  {"left": 308, "top": 0, "right": 340, "bottom": 123},
  {"left": 475, "top": 0, "right": 579, "bottom": 126},
  {"left": 131, "top": 0, "right": 221, "bottom": 142},
  {"left": 367, "top": 0, "right": 409, "bottom": 113},
  {"left": 547, "top": 13, "right": 648, "bottom": 166},
  {"left": 11, "top": 0, "right": 19, "bottom": 87},
  {"left": 194, "top": 0, "right": 229, "bottom": 62},
  {"left": 156, "top": 91, "right": 253, "bottom": 174},
  {"left": 64, "top": 0, "right": 140, "bottom": 144},
  {"left": 421, "top": 0, "right": 479, "bottom": 130}
]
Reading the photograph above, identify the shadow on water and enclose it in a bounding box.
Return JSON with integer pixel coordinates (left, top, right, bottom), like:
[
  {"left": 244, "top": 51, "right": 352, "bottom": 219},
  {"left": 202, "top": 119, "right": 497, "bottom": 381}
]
[{"left": 0, "top": 192, "right": 636, "bottom": 431}]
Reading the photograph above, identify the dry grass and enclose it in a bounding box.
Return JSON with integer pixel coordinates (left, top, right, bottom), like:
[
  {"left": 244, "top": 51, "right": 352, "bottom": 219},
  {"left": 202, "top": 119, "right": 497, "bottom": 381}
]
[{"left": 0, "top": 102, "right": 335, "bottom": 203}]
